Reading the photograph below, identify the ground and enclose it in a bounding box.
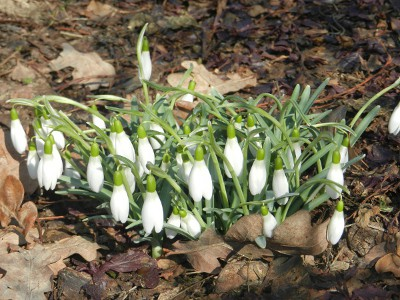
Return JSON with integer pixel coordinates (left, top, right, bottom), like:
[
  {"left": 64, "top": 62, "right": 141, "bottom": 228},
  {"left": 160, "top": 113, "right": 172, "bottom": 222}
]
[{"left": 0, "top": 0, "right": 400, "bottom": 299}]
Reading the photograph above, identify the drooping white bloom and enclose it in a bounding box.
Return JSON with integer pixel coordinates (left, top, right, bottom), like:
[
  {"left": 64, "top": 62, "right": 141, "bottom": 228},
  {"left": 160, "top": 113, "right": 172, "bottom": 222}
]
[
  {"left": 165, "top": 208, "right": 181, "bottom": 239},
  {"left": 272, "top": 157, "right": 289, "bottom": 205},
  {"left": 234, "top": 115, "right": 242, "bottom": 130},
  {"left": 139, "top": 36, "right": 152, "bottom": 81},
  {"left": 388, "top": 101, "right": 400, "bottom": 135},
  {"left": 124, "top": 167, "right": 136, "bottom": 193},
  {"left": 326, "top": 150, "right": 344, "bottom": 199},
  {"left": 114, "top": 120, "right": 135, "bottom": 163},
  {"left": 189, "top": 146, "right": 213, "bottom": 202},
  {"left": 182, "top": 154, "right": 193, "bottom": 183},
  {"left": 181, "top": 211, "right": 201, "bottom": 238},
  {"left": 161, "top": 153, "right": 170, "bottom": 172},
  {"left": 137, "top": 125, "right": 155, "bottom": 174},
  {"left": 27, "top": 142, "right": 40, "bottom": 179},
  {"left": 91, "top": 105, "right": 107, "bottom": 130},
  {"left": 181, "top": 80, "right": 196, "bottom": 103},
  {"left": 37, "top": 139, "right": 58, "bottom": 190},
  {"left": 327, "top": 200, "right": 345, "bottom": 245},
  {"left": 10, "top": 108, "right": 27, "bottom": 154},
  {"left": 64, "top": 160, "right": 81, "bottom": 180},
  {"left": 142, "top": 175, "right": 164, "bottom": 235},
  {"left": 149, "top": 122, "right": 165, "bottom": 150},
  {"left": 52, "top": 143, "right": 63, "bottom": 178},
  {"left": 110, "top": 170, "right": 130, "bottom": 223},
  {"left": 249, "top": 148, "right": 267, "bottom": 196},
  {"left": 40, "top": 116, "right": 65, "bottom": 149},
  {"left": 87, "top": 143, "right": 104, "bottom": 193},
  {"left": 261, "top": 206, "right": 277, "bottom": 238},
  {"left": 339, "top": 136, "right": 349, "bottom": 171},
  {"left": 247, "top": 115, "right": 262, "bottom": 157},
  {"left": 224, "top": 124, "right": 243, "bottom": 178}
]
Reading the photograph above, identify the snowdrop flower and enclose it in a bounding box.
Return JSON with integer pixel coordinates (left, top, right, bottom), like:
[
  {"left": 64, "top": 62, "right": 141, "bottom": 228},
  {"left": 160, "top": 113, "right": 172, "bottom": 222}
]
[
  {"left": 40, "top": 115, "right": 65, "bottom": 149},
  {"left": 388, "top": 101, "right": 400, "bottom": 135},
  {"left": 326, "top": 150, "right": 344, "bottom": 199},
  {"left": 165, "top": 207, "right": 181, "bottom": 239},
  {"left": 161, "top": 153, "right": 170, "bottom": 172},
  {"left": 110, "top": 170, "right": 130, "bottom": 223},
  {"left": 189, "top": 145, "right": 213, "bottom": 202},
  {"left": 272, "top": 156, "right": 289, "bottom": 205},
  {"left": 10, "top": 108, "right": 27, "bottom": 154},
  {"left": 123, "top": 167, "right": 136, "bottom": 193},
  {"left": 149, "top": 122, "right": 165, "bottom": 150},
  {"left": 114, "top": 119, "right": 136, "bottom": 163},
  {"left": 181, "top": 80, "right": 196, "bottom": 103},
  {"left": 27, "top": 141, "right": 40, "bottom": 179},
  {"left": 261, "top": 206, "right": 277, "bottom": 238},
  {"left": 339, "top": 136, "right": 349, "bottom": 170},
  {"left": 176, "top": 145, "right": 185, "bottom": 180},
  {"left": 249, "top": 148, "right": 267, "bottom": 196},
  {"left": 234, "top": 115, "right": 242, "bottom": 130},
  {"left": 91, "top": 104, "right": 106, "bottom": 130},
  {"left": 33, "top": 119, "right": 46, "bottom": 157},
  {"left": 63, "top": 151, "right": 81, "bottom": 185},
  {"left": 137, "top": 125, "right": 155, "bottom": 174},
  {"left": 87, "top": 142, "right": 104, "bottom": 193},
  {"left": 286, "top": 128, "right": 302, "bottom": 170},
  {"left": 327, "top": 199, "right": 345, "bottom": 245},
  {"left": 49, "top": 136, "right": 63, "bottom": 178},
  {"left": 224, "top": 124, "right": 243, "bottom": 178},
  {"left": 247, "top": 115, "right": 262, "bottom": 157},
  {"left": 37, "top": 138, "right": 58, "bottom": 190},
  {"left": 141, "top": 174, "right": 164, "bottom": 235},
  {"left": 139, "top": 36, "right": 152, "bottom": 81},
  {"left": 182, "top": 153, "right": 193, "bottom": 183},
  {"left": 109, "top": 121, "right": 117, "bottom": 150},
  {"left": 180, "top": 210, "right": 201, "bottom": 238}
]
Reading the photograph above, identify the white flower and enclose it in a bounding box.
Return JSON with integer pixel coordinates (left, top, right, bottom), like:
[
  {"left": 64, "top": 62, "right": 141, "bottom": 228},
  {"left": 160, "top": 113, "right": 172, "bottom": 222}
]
[
  {"left": 249, "top": 149, "right": 267, "bottom": 196},
  {"left": 286, "top": 142, "right": 302, "bottom": 169},
  {"left": 138, "top": 125, "right": 155, "bottom": 174},
  {"left": 110, "top": 171, "right": 130, "bottom": 223},
  {"left": 124, "top": 167, "right": 136, "bottom": 192},
  {"left": 189, "top": 146, "right": 213, "bottom": 202},
  {"left": 161, "top": 153, "right": 170, "bottom": 172},
  {"left": 223, "top": 124, "right": 243, "bottom": 178},
  {"left": 139, "top": 36, "right": 152, "bottom": 81},
  {"left": 35, "top": 133, "right": 45, "bottom": 158},
  {"left": 326, "top": 151, "right": 344, "bottom": 199},
  {"left": 41, "top": 116, "right": 65, "bottom": 149},
  {"left": 181, "top": 80, "right": 196, "bottom": 103},
  {"left": 52, "top": 143, "right": 63, "bottom": 178},
  {"left": 234, "top": 115, "right": 242, "bottom": 130},
  {"left": 27, "top": 143, "right": 40, "bottom": 179},
  {"left": 165, "top": 209, "right": 181, "bottom": 239},
  {"left": 182, "top": 155, "right": 193, "bottom": 183},
  {"left": 87, "top": 156, "right": 104, "bottom": 193},
  {"left": 272, "top": 157, "right": 289, "bottom": 205},
  {"left": 10, "top": 108, "right": 27, "bottom": 154},
  {"left": 247, "top": 115, "right": 262, "bottom": 157},
  {"left": 149, "top": 122, "right": 165, "bottom": 150},
  {"left": 37, "top": 139, "right": 58, "bottom": 190},
  {"left": 64, "top": 160, "right": 81, "bottom": 179},
  {"left": 327, "top": 200, "right": 345, "bottom": 245},
  {"left": 261, "top": 207, "right": 277, "bottom": 238},
  {"left": 142, "top": 175, "right": 164, "bottom": 235},
  {"left": 388, "top": 101, "right": 400, "bottom": 135},
  {"left": 181, "top": 211, "right": 201, "bottom": 238},
  {"left": 114, "top": 120, "right": 136, "bottom": 163},
  {"left": 339, "top": 136, "right": 349, "bottom": 171},
  {"left": 93, "top": 114, "right": 106, "bottom": 130}
]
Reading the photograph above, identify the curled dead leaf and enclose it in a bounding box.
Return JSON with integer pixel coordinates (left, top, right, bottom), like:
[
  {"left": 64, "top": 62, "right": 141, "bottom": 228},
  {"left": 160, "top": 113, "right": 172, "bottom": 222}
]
[
  {"left": 375, "top": 253, "right": 400, "bottom": 277},
  {"left": 18, "top": 201, "right": 38, "bottom": 236},
  {"left": 225, "top": 214, "right": 263, "bottom": 242},
  {"left": 0, "top": 175, "right": 24, "bottom": 227}
]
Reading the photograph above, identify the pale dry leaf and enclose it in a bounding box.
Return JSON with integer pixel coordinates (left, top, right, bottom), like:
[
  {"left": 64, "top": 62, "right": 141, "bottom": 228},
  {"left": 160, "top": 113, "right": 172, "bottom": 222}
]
[
  {"left": 375, "top": 253, "right": 400, "bottom": 277},
  {"left": 17, "top": 201, "right": 38, "bottom": 236},
  {"left": 167, "top": 60, "right": 257, "bottom": 96},
  {"left": 9, "top": 61, "right": 37, "bottom": 82},
  {"left": 0, "top": 175, "right": 24, "bottom": 227},
  {"left": 49, "top": 43, "right": 115, "bottom": 90},
  {"left": 225, "top": 214, "right": 263, "bottom": 242},
  {"left": 167, "top": 228, "right": 232, "bottom": 274},
  {"left": 85, "top": 0, "right": 117, "bottom": 20},
  {"left": 0, "top": 227, "right": 40, "bottom": 254}
]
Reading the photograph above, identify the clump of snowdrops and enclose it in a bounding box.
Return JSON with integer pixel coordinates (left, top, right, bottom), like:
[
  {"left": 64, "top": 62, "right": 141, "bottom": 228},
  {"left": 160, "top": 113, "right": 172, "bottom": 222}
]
[{"left": 8, "top": 24, "right": 400, "bottom": 257}]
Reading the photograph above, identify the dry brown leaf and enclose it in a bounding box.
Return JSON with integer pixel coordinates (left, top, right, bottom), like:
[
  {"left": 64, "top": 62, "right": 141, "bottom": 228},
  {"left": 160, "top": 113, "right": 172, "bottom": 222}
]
[
  {"left": 167, "top": 60, "right": 257, "bottom": 96},
  {"left": 49, "top": 43, "right": 115, "bottom": 90},
  {"left": 18, "top": 201, "right": 38, "bottom": 236},
  {"left": 166, "top": 228, "right": 232, "bottom": 274},
  {"left": 0, "top": 175, "right": 24, "bottom": 227},
  {"left": 9, "top": 61, "right": 37, "bottom": 82},
  {"left": 375, "top": 253, "right": 400, "bottom": 277},
  {"left": 85, "top": 0, "right": 117, "bottom": 20},
  {"left": 267, "top": 210, "right": 329, "bottom": 256},
  {"left": 225, "top": 214, "right": 263, "bottom": 242}
]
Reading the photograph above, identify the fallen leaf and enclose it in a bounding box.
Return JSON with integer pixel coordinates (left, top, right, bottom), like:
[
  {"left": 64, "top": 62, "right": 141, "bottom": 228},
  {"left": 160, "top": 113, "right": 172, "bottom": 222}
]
[
  {"left": 9, "top": 61, "right": 37, "bottom": 82},
  {"left": 17, "top": 201, "right": 38, "bottom": 236},
  {"left": 0, "top": 175, "right": 24, "bottom": 227},
  {"left": 167, "top": 228, "right": 233, "bottom": 274},
  {"left": 157, "top": 258, "right": 185, "bottom": 281},
  {"left": 267, "top": 210, "right": 329, "bottom": 256},
  {"left": 85, "top": 0, "right": 117, "bottom": 20},
  {"left": 225, "top": 214, "right": 263, "bottom": 242},
  {"left": 49, "top": 43, "right": 115, "bottom": 90},
  {"left": 167, "top": 60, "right": 257, "bottom": 96},
  {"left": 375, "top": 253, "right": 400, "bottom": 277}
]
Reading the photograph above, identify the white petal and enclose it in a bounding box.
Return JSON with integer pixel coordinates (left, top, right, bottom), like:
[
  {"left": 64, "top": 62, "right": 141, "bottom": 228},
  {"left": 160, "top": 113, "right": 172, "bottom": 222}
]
[
  {"left": 42, "top": 154, "right": 58, "bottom": 190},
  {"left": 87, "top": 156, "right": 104, "bottom": 193},
  {"left": 339, "top": 145, "right": 348, "bottom": 166},
  {"left": 27, "top": 150, "right": 40, "bottom": 179},
  {"left": 138, "top": 137, "right": 155, "bottom": 174},
  {"left": 262, "top": 212, "right": 277, "bottom": 238},
  {"left": 110, "top": 185, "right": 130, "bottom": 223},
  {"left": 93, "top": 115, "right": 106, "bottom": 130},
  {"left": 52, "top": 130, "right": 65, "bottom": 149},
  {"left": 10, "top": 119, "right": 27, "bottom": 154},
  {"left": 388, "top": 102, "right": 400, "bottom": 135},
  {"left": 181, "top": 93, "right": 194, "bottom": 102},
  {"left": 115, "top": 132, "right": 136, "bottom": 162},
  {"left": 149, "top": 123, "right": 165, "bottom": 150},
  {"left": 141, "top": 191, "right": 164, "bottom": 235},
  {"left": 166, "top": 213, "right": 181, "bottom": 239},
  {"left": 249, "top": 159, "right": 267, "bottom": 195},
  {"left": 124, "top": 167, "right": 136, "bottom": 192},
  {"left": 273, "top": 169, "right": 289, "bottom": 205},
  {"left": 223, "top": 137, "right": 243, "bottom": 178},
  {"left": 327, "top": 210, "right": 344, "bottom": 245},
  {"left": 52, "top": 145, "right": 63, "bottom": 178},
  {"left": 247, "top": 125, "right": 262, "bottom": 157},
  {"left": 189, "top": 160, "right": 213, "bottom": 202},
  {"left": 183, "top": 161, "right": 193, "bottom": 184},
  {"left": 140, "top": 51, "right": 152, "bottom": 81},
  {"left": 182, "top": 212, "right": 201, "bottom": 238},
  {"left": 37, "top": 157, "right": 44, "bottom": 187},
  {"left": 326, "top": 163, "right": 344, "bottom": 199}
]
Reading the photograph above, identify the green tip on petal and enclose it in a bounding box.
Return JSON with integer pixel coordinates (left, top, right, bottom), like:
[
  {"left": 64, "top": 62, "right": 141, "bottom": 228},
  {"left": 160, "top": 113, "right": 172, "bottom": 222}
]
[
  {"left": 332, "top": 150, "right": 341, "bottom": 164},
  {"left": 138, "top": 125, "right": 147, "bottom": 139},
  {"left": 274, "top": 156, "right": 283, "bottom": 170},
  {"left": 227, "top": 123, "right": 236, "bottom": 139},
  {"left": 29, "top": 141, "right": 36, "bottom": 151},
  {"left": 114, "top": 119, "right": 123, "bottom": 134},
  {"left": 163, "top": 153, "right": 170, "bottom": 163},
  {"left": 146, "top": 174, "right": 156, "bottom": 193},
  {"left": 179, "top": 210, "right": 187, "bottom": 218},
  {"left": 113, "top": 170, "right": 123, "bottom": 186},
  {"left": 142, "top": 36, "right": 149, "bottom": 52},
  {"left": 172, "top": 206, "right": 179, "bottom": 215},
  {"left": 292, "top": 128, "right": 300, "bottom": 138},
  {"left": 261, "top": 206, "right": 269, "bottom": 216},
  {"left": 110, "top": 121, "right": 116, "bottom": 133},
  {"left": 235, "top": 115, "right": 242, "bottom": 123},
  {"left": 247, "top": 115, "right": 255, "bottom": 127},
  {"left": 188, "top": 80, "right": 196, "bottom": 91},
  {"left": 336, "top": 199, "right": 344, "bottom": 212},
  {"left": 183, "top": 125, "right": 191, "bottom": 135},
  {"left": 177, "top": 145, "right": 184, "bottom": 153},
  {"left": 194, "top": 145, "right": 204, "bottom": 161},
  {"left": 182, "top": 153, "right": 190, "bottom": 163},
  {"left": 44, "top": 139, "right": 53, "bottom": 155},
  {"left": 10, "top": 108, "right": 19, "bottom": 121},
  {"left": 49, "top": 135, "right": 55, "bottom": 145},
  {"left": 256, "top": 148, "right": 265, "bottom": 160},
  {"left": 91, "top": 104, "right": 98, "bottom": 112},
  {"left": 342, "top": 136, "right": 350, "bottom": 147},
  {"left": 91, "top": 142, "right": 100, "bottom": 157}
]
